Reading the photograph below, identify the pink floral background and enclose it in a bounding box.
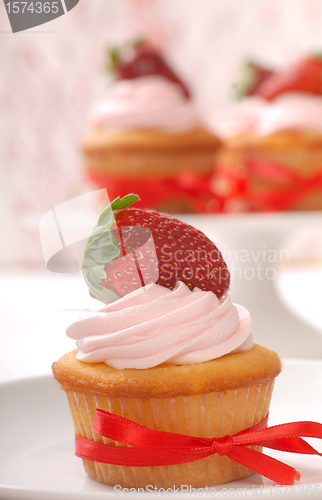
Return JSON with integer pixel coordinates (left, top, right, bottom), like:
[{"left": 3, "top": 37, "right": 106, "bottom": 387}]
[{"left": 1, "top": 0, "right": 322, "bottom": 263}]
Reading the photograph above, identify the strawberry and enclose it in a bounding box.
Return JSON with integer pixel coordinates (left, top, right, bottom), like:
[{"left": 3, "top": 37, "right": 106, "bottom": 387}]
[
  {"left": 107, "top": 38, "right": 190, "bottom": 99},
  {"left": 256, "top": 55, "right": 322, "bottom": 100},
  {"left": 82, "top": 194, "right": 230, "bottom": 304},
  {"left": 235, "top": 60, "right": 275, "bottom": 99}
]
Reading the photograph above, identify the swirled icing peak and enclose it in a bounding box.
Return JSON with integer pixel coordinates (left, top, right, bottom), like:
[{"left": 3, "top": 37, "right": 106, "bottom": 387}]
[
  {"left": 67, "top": 282, "right": 253, "bottom": 369},
  {"left": 211, "top": 93, "right": 322, "bottom": 138},
  {"left": 89, "top": 75, "right": 202, "bottom": 132}
]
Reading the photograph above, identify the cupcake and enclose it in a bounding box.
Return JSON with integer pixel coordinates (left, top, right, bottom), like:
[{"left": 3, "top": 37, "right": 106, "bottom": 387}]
[
  {"left": 82, "top": 41, "right": 220, "bottom": 214},
  {"left": 211, "top": 55, "right": 322, "bottom": 211},
  {"left": 52, "top": 194, "right": 281, "bottom": 489}
]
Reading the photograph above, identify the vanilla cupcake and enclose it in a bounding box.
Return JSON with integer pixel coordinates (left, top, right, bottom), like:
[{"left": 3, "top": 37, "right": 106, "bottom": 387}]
[
  {"left": 82, "top": 76, "right": 220, "bottom": 213},
  {"left": 211, "top": 93, "right": 322, "bottom": 211},
  {"left": 52, "top": 195, "right": 281, "bottom": 488},
  {"left": 52, "top": 284, "right": 280, "bottom": 489}
]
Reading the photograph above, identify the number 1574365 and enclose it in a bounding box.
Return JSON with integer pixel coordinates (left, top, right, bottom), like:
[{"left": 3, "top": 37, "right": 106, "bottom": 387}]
[{"left": 5, "top": 2, "right": 59, "bottom": 14}]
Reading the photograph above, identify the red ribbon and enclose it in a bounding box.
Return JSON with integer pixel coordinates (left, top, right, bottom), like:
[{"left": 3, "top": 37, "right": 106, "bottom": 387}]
[
  {"left": 86, "top": 159, "right": 322, "bottom": 213},
  {"left": 86, "top": 171, "right": 224, "bottom": 213},
  {"left": 75, "top": 410, "right": 322, "bottom": 486},
  {"left": 214, "top": 160, "right": 322, "bottom": 212},
  {"left": 246, "top": 159, "right": 322, "bottom": 211}
]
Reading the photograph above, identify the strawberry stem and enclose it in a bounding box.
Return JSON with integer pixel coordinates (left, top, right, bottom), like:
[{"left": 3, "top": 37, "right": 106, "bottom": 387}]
[{"left": 105, "top": 38, "right": 147, "bottom": 76}]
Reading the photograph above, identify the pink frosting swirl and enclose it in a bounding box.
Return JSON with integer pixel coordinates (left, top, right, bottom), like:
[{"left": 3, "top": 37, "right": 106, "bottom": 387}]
[
  {"left": 67, "top": 282, "right": 253, "bottom": 369},
  {"left": 89, "top": 75, "right": 202, "bottom": 132},
  {"left": 211, "top": 93, "right": 322, "bottom": 138}
]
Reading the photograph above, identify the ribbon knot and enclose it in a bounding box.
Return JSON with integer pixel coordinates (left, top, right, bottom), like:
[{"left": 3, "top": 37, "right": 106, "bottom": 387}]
[
  {"left": 75, "top": 410, "right": 322, "bottom": 486},
  {"left": 211, "top": 435, "right": 233, "bottom": 456}
]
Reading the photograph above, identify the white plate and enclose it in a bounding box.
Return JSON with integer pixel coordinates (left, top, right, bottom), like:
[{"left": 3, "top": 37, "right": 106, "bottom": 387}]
[{"left": 0, "top": 360, "right": 322, "bottom": 500}]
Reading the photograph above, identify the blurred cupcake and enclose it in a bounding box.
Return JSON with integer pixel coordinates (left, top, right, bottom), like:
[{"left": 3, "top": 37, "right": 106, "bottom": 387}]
[
  {"left": 211, "top": 56, "right": 322, "bottom": 211},
  {"left": 82, "top": 41, "right": 220, "bottom": 213}
]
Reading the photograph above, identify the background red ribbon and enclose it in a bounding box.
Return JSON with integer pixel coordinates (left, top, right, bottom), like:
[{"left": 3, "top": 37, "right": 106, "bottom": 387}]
[
  {"left": 214, "top": 160, "right": 322, "bottom": 212},
  {"left": 86, "top": 170, "right": 224, "bottom": 213},
  {"left": 87, "top": 160, "right": 322, "bottom": 214},
  {"left": 246, "top": 159, "right": 322, "bottom": 211},
  {"left": 75, "top": 409, "right": 322, "bottom": 486}
]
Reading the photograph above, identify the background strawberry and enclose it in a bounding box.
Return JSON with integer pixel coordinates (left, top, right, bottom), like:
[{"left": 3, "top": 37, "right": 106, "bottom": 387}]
[
  {"left": 82, "top": 195, "right": 230, "bottom": 303},
  {"left": 235, "top": 60, "right": 275, "bottom": 99},
  {"left": 256, "top": 55, "right": 322, "bottom": 100},
  {"left": 107, "top": 38, "right": 191, "bottom": 99}
]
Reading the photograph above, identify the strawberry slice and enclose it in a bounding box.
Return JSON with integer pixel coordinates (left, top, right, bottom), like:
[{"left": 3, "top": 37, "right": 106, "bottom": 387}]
[
  {"left": 82, "top": 195, "right": 230, "bottom": 303},
  {"left": 107, "top": 38, "right": 190, "bottom": 99},
  {"left": 256, "top": 55, "right": 322, "bottom": 100},
  {"left": 235, "top": 60, "right": 275, "bottom": 99}
]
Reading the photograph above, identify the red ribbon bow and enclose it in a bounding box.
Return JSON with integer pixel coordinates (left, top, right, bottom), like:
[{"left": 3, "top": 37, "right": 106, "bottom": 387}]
[{"left": 75, "top": 410, "right": 322, "bottom": 486}]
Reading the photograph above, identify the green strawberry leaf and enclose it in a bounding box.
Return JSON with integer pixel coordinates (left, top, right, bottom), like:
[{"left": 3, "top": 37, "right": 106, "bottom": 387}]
[
  {"left": 105, "top": 39, "right": 146, "bottom": 75},
  {"left": 111, "top": 193, "right": 139, "bottom": 211},
  {"left": 105, "top": 45, "right": 121, "bottom": 75},
  {"left": 81, "top": 194, "right": 139, "bottom": 304},
  {"left": 132, "top": 36, "right": 146, "bottom": 48},
  {"left": 83, "top": 264, "right": 120, "bottom": 304},
  {"left": 310, "top": 52, "right": 322, "bottom": 61},
  {"left": 235, "top": 60, "right": 256, "bottom": 100}
]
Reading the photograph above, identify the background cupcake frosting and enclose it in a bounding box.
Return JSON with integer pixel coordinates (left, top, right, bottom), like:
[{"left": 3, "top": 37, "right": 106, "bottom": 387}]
[
  {"left": 211, "top": 93, "right": 322, "bottom": 139},
  {"left": 2, "top": 0, "right": 322, "bottom": 262},
  {"left": 89, "top": 75, "right": 202, "bottom": 132}
]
